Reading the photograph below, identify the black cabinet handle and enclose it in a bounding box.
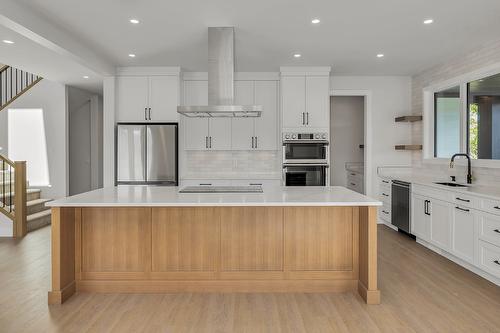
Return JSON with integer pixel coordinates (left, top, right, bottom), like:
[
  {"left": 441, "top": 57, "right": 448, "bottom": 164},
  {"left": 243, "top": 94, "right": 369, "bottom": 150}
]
[
  {"left": 382, "top": 193, "right": 389, "bottom": 197},
  {"left": 494, "top": 260, "right": 500, "bottom": 266},
  {"left": 493, "top": 229, "right": 500, "bottom": 234},
  {"left": 494, "top": 206, "right": 500, "bottom": 210},
  {"left": 382, "top": 210, "right": 389, "bottom": 214},
  {"left": 456, "top": 197, "right": 470, "bottom": 203},
  {"left": 148, "top": 107, "right": 152, "bottom": 120},
  {"left": 205, "top": 136, "right": 208, "bottom": 149},
  {"left": 350, "top": 183, "right": 356, "bottom": 186},
  {"left": 145, "top": 107, "right": 148, "bottom": 120},
  {"left": 382, "top": 180, "right": 389, "bottom": 184},
  {"left": 306, "top": 112, "right": 309, "bottom": 125},
  {"left": 209, "top": 136, "right": 212, "bottom": 149},
  {"left": 249, "top": 183, "right": 262, "bottom": 186},
  {"left": 424, "top": 200, "right": 430, "bottom": 216},
  {"left": 255, "top": 136, "right": 258, "bottom": 149},
  {"left": 251, "top": 136, "right": 254, "bottom": 149},
  {"left": 455, "top": 206, "right": 470, "bottom": 212},
  {"left": 199, "top": 183, "right": 212, "bottom": 186}
]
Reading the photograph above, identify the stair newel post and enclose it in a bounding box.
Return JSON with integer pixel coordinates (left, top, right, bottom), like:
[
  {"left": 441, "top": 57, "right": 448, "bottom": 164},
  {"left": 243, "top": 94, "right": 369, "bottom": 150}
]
[{"left": 14, "top": 161, "right": 27, "bottom": 238}]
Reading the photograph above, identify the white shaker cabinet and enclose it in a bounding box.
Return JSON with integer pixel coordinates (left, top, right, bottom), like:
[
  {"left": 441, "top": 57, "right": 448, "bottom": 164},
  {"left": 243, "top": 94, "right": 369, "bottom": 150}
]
[
  {"left": 452, "top": 205, "right": 475, "bottom": 264},
  {"left": 305, "top": 76, "right": 330, "bottom": 128},
  {"left": 183, "top": 80, "right": 231, "bottom": 150},
  {"left": 281, "top": 76, "right": 306, "bottom": 128},
  {"left": 429, "top": 199, "right": 453, "bottom": 251},
  {"left": 231, "top": 80, "right": 278, "bottom": 150},
  {"left": 183, "top": 80, "right": 209, "bottom": 150},
  {"left": 116, "top": 76, "right": 149, "bottom": 121},
  {"left": 116, "top": 75, "right": 179, "bottom": 122},
  {"left": 411, "top": 194, "right": 431, "bottom": 241}
]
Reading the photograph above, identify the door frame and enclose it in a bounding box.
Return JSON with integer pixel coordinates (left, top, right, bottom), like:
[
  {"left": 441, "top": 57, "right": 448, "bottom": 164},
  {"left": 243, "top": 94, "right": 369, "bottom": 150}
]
[{"left": 329, "top": 90, "right": 373, "bottom": 196}]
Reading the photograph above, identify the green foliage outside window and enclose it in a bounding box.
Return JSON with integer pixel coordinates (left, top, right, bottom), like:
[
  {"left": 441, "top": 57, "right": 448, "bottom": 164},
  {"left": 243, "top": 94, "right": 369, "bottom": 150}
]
[{"left": 469, "top": 103, "right": 478, "bottom": 159}]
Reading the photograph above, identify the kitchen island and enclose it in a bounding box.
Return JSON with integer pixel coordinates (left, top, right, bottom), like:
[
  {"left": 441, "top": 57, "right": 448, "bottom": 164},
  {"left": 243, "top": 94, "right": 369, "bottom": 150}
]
[{"left": 47, "top": 186, "right": 382, "bottom": 305}]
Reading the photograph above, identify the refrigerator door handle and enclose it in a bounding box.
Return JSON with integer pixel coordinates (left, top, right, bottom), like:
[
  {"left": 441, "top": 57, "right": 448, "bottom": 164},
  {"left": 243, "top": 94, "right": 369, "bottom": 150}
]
[
  {"left": 144, "top": 107, "right": 147, "bottom": 120},
  {"left": 148, "top": 108, "right": 152, "bottom": 121}
]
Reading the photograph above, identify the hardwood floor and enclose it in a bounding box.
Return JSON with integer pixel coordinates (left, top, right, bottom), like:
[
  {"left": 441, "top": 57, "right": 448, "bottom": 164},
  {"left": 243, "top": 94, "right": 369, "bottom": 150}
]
[{"left": 1, "top": 225, "right": 500, "bottom": 332}]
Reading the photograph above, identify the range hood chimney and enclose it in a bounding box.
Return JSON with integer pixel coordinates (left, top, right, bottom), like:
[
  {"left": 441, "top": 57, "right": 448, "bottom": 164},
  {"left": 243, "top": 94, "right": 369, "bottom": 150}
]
[{"left": 177, "top": 27, "right": 262, "bottom": 118}]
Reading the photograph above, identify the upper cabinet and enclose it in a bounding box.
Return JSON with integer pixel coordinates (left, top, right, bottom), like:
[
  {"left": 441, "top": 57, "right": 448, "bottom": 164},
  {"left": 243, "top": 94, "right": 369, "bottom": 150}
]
[
  {"left": 116, "top": 67, "right": 180, "bottom": 122},
  {"left": 280, "top": 67, "right": 331, "bottom": 130},
  {"left": 232, "top": 80, "right": 278, "bottom": 150},
  {"left": 182, "top": 80, "right": 232, "bottom": 150}
]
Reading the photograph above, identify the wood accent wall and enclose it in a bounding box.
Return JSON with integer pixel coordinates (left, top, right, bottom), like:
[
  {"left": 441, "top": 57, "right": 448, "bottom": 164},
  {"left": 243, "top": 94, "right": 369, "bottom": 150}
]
[{"left": 49, "top": 205, "right": 379, "bottom": 305}]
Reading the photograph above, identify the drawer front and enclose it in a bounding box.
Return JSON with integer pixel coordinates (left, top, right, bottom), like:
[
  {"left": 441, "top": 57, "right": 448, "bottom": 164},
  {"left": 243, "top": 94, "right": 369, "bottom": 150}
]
[
  {"left": 379, "top": 187, "right": 391, "bottom": 204},
  {"left": 452, "top": 193, "right": 478, "bottom": 209},
  {"left": 231, "top": 179, "right": 281, "bottom": 189},
  {"left": 480, "top": 197, "right": 500, "bottom": 216},
  {"left": 477, "top": 212, "right": 500, "bottom": 247},
  {"left": 476, "top": 240, "right": 500, "bottom": 279},
  {"left": 379, "top": 202, "right": 391, "bottom": 222},
  {"left": 347, "top": 171, "right": 363, "bottom": 181},
  {"left": 347, "top": 176, "right": 363, "bottom": 194}
]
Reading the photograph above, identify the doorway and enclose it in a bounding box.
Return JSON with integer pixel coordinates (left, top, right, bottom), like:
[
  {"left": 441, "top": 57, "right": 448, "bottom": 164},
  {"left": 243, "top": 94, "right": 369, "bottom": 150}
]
[{"left": 330, "top": 96, "right": 366, "bottom": 193}]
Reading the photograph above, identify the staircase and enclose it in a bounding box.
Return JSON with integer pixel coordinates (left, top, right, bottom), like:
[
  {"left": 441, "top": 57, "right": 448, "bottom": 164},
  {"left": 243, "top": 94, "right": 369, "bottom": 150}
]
[
  {"left": 0, "top": 64, "right": 43, "bottom": 112},
  {"left": 1, "top": 155, "right": 52, "bottom": 237}
]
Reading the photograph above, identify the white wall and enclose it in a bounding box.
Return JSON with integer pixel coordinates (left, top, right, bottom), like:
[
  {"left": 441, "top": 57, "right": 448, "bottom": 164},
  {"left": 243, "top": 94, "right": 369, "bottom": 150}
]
[
  {"left": 330, "top": 76, "right": 413, "bottom": 199},
  {"left": 0, "top": 79, "right": 68, "bottom": 199},
  {"left": 330, "top": 96, "right": 364, "bottom": 186},
  {"left": 67, "top": 86, "right": 103, "bottom": 195}
]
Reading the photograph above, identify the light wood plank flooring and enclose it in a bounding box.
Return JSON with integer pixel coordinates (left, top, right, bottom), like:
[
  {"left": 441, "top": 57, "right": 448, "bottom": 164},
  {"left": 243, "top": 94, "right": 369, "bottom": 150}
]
[{"left": 1, "top": 225, "right": 500, "bottom": 332}]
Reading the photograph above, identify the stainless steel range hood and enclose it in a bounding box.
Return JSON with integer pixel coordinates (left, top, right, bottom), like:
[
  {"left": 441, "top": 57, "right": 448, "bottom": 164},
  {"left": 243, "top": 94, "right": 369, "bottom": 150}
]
[{"left": 177, "top": 27, "right": 262, "bottom": 118}]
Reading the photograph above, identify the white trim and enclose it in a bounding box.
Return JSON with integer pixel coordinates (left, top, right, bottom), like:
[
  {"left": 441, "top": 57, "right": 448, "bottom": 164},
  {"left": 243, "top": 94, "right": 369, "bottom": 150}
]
[
  {"left": 280, "top": 66, "right": 331, "bottom": 77},
  {"left": 102, "top": 77, "right": 115, "bottom": 187},
  {"left": 116, "top": 66, "right": 181, "bottom": 76},
  {"left": 182, "top": 72, "right": 280, "bottom": 81},
  {"left": 330, "top": 89, "right": 373, "bottom": 197},
  {"left": 422, "top": 60, "right": 500, "bottom": 168}
]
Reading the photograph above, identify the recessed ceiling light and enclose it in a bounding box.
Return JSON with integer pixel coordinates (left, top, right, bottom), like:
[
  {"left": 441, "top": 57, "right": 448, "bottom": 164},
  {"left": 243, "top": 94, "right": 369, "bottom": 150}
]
[
  {"left": 311, "top": 18, "right": 320, "bottom": 24},
  {"left": 423, "top": 19, "right": 434, "bottom": 24},
  {"left": 377, "top": 54, "right": 384, "bottom": 58},
  {"left": 83, "top": 75, "right": 89, "bottom": 79},
  {"left": 293, "top": 53, "right": 302, "bottom": 58},
  {"left": 2, "top": 40, "right": 14, "bottom": 44},
  {"left": 128, "top": 53, "right": 136, "bottom": 58},
  {"left": 129, "top": 19, "right": 140, "bottom": 24}
]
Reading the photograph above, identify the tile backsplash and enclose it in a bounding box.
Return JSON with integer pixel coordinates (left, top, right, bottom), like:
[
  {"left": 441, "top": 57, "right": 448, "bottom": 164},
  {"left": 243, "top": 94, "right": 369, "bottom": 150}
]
[{"left": 182, "top": 150, "right": 282, "bottom": 179}]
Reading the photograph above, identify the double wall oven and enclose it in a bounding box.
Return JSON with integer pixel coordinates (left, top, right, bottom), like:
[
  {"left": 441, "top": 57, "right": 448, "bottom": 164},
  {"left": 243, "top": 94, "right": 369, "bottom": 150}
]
[{"left": 282, "top": 132, "right": 329, "bottom": 186}]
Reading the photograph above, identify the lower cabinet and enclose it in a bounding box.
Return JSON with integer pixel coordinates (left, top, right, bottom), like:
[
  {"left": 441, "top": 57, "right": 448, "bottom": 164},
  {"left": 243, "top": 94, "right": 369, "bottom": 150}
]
[
  {"left": 411, "top": 194, "right": 431, "bottom": 241},
  {"left": 429, "top": 199, "right": 453, "bottom": 251},
  {"left": 451, "top": 205, "right": 475, "bottom": 264}
]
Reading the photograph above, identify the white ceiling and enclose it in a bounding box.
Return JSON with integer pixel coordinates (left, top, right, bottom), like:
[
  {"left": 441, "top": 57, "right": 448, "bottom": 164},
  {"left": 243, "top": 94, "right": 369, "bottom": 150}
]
[{"left": 1, "top": 0, "right": 500, "bottom": 91}]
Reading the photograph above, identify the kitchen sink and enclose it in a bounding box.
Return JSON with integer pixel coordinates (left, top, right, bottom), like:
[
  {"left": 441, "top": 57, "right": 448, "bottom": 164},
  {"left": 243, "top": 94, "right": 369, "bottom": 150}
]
[{"left": 434, "top": 182, "right": 468, "bottom": 188}]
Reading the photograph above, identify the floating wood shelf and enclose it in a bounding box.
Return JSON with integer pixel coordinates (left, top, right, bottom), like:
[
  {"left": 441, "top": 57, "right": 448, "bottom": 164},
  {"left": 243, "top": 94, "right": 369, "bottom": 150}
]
[
  {"left": 395, "top": 115, "right": 423, "bottom": 122},
  {"left": 395, "top": 145, "right": 423, "bottom": 151}
]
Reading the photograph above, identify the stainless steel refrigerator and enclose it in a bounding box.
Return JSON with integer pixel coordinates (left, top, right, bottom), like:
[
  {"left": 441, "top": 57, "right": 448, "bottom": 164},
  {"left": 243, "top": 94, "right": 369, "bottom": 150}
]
[{"left": 116, "top": 123, "right": 178, "bottom": 185}]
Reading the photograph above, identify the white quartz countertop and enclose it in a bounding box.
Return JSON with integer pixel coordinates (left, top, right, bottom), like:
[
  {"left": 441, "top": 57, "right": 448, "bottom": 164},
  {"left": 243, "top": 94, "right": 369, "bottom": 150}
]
[
  {"left": 378, "top": 171, "right": 500, "bottom": 201},
  {"left": 46, "top": 186, "right": 382, "bottom": 207}
]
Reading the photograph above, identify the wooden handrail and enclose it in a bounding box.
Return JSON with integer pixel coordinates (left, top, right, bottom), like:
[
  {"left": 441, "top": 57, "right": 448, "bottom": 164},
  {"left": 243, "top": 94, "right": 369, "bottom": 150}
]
[
  {"left": 0, "top": 65, "right": 43, "bottom": 112},
  {"left": 0, "top": 154, "right": 27, "bottom": 237}
]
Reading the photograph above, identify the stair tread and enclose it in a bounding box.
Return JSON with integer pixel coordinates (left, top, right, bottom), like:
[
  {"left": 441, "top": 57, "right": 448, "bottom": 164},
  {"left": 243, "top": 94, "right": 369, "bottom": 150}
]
[
  {"left": 4, "top": 198, "right": 52, "bottom": 210},
  {"left": 0, "top": 188, "right": 41, "bottom": 199},
  {"left": 27, "top": 209, "right": 51, "bottom": 221}
]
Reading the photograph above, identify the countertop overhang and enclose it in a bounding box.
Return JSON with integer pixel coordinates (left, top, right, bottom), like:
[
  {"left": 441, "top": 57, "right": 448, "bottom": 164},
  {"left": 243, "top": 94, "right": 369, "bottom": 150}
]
[{"left": 46, "top": 186, "right": 382, "bottom": 207}]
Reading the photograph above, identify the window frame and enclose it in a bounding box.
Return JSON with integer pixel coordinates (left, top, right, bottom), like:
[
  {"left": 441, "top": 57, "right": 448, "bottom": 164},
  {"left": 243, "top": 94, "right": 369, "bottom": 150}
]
[{"left": 423, "top": 62, "right": 500, "bottom": 168}]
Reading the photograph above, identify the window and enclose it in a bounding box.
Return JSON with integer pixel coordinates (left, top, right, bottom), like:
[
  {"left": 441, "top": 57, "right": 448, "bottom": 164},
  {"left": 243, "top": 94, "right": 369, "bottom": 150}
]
[
  {"left": 467, "top": 73, "right": 500, "bottom": 160},
  {"left": 8, "top": 108, "right": 50, "bottom": 186},
  {"left": 434, "top": 86, "right": 461, "bottom": 158}
]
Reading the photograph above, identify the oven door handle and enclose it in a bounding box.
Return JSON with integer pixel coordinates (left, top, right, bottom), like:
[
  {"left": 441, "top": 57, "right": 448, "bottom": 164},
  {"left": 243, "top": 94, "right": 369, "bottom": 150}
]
[{"left": 283, "top": 164, "right": 329, "bottom": 168}]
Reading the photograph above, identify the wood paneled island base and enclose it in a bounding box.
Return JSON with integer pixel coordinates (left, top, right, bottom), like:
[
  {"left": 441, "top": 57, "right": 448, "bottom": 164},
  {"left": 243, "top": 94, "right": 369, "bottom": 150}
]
[{"left": 48, "top": 205, "right": 379, "bottom": 305}]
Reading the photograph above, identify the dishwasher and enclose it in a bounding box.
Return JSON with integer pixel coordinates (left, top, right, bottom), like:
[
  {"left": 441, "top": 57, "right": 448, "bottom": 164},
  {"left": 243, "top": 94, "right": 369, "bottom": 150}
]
[{"left": 391, "top": 180, "right": 411, "bottom": 234}]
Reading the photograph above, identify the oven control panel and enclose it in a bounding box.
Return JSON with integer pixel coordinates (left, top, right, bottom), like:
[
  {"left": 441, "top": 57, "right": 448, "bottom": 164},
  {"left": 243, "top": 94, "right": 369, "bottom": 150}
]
[{"left": 283, "top": 132, "right": 328, "bottom": 141}]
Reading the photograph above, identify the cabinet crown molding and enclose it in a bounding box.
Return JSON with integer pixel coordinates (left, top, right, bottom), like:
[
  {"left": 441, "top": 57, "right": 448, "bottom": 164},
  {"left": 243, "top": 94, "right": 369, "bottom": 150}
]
[
  {"left": 182, "top": 72, "right": 279, "bottom": 81},
  {"left": 280, "top": 66, "right": 331, "bottom": 77},
  {"left": 116, "top": 66, "right": 181, "bottom": 76}
]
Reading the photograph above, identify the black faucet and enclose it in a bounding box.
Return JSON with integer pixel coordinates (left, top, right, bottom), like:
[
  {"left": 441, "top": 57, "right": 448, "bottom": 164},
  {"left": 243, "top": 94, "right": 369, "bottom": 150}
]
[{"left": 450, "top": 153, "right": 472, "bottom": 184}]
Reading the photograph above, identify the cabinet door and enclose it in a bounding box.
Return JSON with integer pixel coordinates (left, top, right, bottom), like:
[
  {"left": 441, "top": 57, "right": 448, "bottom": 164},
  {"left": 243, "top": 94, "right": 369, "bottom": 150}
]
[
  {"left": 183, "top": 81, "right": 209, "bottom": 150},
  {"left": 411, "top": 194, "right": 430, "bottom": 241},
  {"left": 281, "top": 76, "right": 306, "bottom": 128},
  {"left": 254, "top": 80, "right": 278, "bottom": 150},
  {"left": 231, "top": 81, "right": 255, "bottom": 150},
  {"left": 305, "top": 76, "right": 329, "bottom": 128},
  {"left": 430, "top": 199, "right": 453, "bottom": 251},
  {"left": 116, "top": 76, "right": 149, "bottom": 122},
  {"left": 149, "top": 76, "right": 179, "bottom": 122},
  {"left": 208, "top": 118, "right": 231, "bottom": 150},
  {"left": 451, "top": 206, "right": 475, "bottom": 264}
]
